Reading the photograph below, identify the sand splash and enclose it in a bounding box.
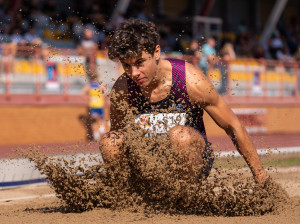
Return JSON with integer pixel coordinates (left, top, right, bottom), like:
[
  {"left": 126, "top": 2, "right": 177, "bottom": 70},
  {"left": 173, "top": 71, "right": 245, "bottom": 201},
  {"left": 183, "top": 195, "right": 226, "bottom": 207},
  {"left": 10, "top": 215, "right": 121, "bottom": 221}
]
[{"left": 20, "top": 128, "right": 289, "bottom": 216}]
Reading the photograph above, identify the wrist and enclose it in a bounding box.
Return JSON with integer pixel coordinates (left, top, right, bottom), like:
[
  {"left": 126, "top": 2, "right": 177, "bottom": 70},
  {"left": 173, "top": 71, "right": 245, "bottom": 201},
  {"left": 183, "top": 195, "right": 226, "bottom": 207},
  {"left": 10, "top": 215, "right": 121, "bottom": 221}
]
[{"left": 254, "top": 169, "right": 269, "bottom": 183}]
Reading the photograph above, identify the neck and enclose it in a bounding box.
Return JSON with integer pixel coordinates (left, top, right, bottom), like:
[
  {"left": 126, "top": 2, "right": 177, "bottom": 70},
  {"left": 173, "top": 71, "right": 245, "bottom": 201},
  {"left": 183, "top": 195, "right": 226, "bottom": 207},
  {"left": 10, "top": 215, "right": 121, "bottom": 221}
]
[
  {"left": 141, "top": 59, "right": 165, "bottom": 93},
  {"left": 140, "top": 59, "right": 172, "bottom": 97}
]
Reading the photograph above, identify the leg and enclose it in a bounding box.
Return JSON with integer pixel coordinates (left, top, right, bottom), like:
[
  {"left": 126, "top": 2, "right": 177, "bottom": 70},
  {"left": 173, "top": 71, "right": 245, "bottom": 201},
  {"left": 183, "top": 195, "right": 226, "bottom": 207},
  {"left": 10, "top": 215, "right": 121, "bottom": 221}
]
[
  {"left": 90, "top": 108, "right": 105, "bottom": 141},
  {"left": 99, "top": 131, "right": 124, "bottom": 162},
  {"left": 91, "top": 114, "right": 101, "bottom": 140},
  {"left": 167, "top": 125, "right": 209, "bottom": 179},
  {"left": 98, "top": 107, "right": 106, "bottom": 138}
]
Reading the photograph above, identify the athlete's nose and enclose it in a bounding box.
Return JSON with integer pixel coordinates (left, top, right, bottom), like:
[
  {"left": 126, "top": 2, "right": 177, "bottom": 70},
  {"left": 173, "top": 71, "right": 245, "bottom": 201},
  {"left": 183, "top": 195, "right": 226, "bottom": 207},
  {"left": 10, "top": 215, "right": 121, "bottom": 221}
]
[{"left": 131, "top": 65, "right": 140, "bottom": 78}]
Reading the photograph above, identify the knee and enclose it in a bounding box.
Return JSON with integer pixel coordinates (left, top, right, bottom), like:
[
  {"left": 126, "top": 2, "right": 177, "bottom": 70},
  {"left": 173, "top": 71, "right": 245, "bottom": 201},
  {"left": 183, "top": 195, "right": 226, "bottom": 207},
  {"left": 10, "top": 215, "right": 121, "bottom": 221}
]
[
  {"left": 99, "top": 131, "right": 124, "bottom": 162},
  {"left": 168, "top": 126, "right": 204, "bottom": 147}
]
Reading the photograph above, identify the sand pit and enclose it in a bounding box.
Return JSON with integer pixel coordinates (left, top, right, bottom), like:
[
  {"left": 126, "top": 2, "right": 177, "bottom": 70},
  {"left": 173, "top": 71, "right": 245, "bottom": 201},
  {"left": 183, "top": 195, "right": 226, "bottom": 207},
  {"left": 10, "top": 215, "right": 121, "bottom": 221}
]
[
  {"left": 0, "top": 168, "right": 299, "bottom": 224},
  {"left": 1, "top": 131, "right": 299, "bottom": 223}
]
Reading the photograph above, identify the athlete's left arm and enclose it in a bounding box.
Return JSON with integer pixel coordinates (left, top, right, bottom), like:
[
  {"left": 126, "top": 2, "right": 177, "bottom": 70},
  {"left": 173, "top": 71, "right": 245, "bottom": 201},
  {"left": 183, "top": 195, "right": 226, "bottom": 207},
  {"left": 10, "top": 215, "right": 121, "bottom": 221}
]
[{"left": 185, "top": 63, "right": 269, "bottom": 183}]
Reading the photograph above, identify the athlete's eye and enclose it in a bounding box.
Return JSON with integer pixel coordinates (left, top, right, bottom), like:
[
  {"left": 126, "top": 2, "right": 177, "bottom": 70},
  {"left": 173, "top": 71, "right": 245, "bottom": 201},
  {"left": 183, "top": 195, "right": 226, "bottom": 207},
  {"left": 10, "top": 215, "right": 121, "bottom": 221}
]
[
  {"left": 123, "top": 64, "right": 130, "bottom": 69},
  {"left": 136, "top": 61, "right": 144, "bottom": 67}
]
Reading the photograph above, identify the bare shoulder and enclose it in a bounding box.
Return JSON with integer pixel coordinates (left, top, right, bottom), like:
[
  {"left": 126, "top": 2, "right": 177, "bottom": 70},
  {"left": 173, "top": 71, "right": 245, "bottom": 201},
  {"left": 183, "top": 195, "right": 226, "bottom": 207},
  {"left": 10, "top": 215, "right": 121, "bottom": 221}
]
[
  {"left": 110, "top": 73, "right": 130, "bottom": 131},
  {"left": 111, "top": 73, "right": 128, "bottom": 94},
  {"left": 185, "top": 62, "right": 219, "bottom": 106},
  {"left": 110, "top": 73, "right": 129, "bottom": 102}
]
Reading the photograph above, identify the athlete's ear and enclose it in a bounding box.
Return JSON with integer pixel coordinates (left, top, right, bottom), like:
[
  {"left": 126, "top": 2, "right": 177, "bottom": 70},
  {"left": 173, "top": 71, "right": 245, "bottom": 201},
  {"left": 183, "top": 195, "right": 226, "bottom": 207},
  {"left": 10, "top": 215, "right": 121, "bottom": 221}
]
[{"left": 154, "top": 45, "right": 161, "bottom": 60}]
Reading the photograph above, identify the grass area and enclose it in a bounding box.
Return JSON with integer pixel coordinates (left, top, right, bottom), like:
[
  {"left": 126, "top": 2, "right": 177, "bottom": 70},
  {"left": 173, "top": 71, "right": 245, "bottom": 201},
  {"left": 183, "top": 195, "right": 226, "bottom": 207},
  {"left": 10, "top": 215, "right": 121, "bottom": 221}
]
[{"left": 213, "top": 153, "right": 300, "bottom": 169}]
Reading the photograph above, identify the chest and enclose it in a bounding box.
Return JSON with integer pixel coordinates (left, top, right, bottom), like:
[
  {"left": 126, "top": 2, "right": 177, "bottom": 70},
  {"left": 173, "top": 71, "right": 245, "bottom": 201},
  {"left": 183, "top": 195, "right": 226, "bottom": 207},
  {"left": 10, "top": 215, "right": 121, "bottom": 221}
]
[{"left": 148, "top": 84, "right": 172, "bottom": 103}]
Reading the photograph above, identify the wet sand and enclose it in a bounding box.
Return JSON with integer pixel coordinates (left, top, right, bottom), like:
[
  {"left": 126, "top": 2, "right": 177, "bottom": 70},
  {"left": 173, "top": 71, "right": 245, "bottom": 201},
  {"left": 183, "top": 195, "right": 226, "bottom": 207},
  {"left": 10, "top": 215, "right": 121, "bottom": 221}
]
[{"left": 1, "top": 168, "right": 299, "bottom": 224}]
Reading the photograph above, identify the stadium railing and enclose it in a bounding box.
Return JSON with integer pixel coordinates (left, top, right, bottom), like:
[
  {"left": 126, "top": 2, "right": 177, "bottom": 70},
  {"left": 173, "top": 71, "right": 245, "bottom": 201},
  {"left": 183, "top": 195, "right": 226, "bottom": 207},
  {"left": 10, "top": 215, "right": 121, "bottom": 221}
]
[{"left": 0, "top": 44, "right": 299, "bottom": 105}]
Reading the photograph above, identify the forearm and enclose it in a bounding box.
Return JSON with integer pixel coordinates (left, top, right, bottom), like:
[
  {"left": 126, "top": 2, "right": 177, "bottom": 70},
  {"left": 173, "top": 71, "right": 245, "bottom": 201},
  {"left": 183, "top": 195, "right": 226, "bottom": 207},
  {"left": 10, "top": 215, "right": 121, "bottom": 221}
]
[{"left": 227, "top": 125, "right": 269, "bottom": 182}]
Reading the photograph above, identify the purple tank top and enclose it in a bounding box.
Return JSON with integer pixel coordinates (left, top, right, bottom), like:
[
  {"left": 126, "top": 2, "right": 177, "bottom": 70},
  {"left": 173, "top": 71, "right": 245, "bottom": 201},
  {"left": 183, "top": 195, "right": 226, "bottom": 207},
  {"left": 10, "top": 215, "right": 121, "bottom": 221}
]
[{"left": 126, "top": 58, "right": 206, "bottom": 137}]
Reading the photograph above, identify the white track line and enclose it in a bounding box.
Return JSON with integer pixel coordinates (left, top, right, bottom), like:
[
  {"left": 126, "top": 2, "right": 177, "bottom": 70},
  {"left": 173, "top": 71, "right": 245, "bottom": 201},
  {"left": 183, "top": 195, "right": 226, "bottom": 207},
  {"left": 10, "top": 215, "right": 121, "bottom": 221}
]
[
  {"left": 0, "top": 193, "right": 56, "bottom": 202},
  {"left": 217, "top": 146, "right": 300, "bottom": 157}
]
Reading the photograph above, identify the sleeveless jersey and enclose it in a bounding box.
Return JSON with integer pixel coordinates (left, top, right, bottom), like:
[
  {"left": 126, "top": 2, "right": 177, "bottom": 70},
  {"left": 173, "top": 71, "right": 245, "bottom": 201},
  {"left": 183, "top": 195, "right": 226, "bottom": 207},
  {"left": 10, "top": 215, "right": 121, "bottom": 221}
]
[
  {"left": 126, "top": 58, "right": 206, "bottom": 138},
  {"left": 89, "top": 82, "right": 105, "bottom": 108}
]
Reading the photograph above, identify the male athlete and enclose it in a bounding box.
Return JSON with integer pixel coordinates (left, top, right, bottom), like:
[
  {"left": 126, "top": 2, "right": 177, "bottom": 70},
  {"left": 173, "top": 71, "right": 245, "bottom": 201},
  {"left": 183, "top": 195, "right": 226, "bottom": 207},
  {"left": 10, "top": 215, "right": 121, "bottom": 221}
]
[{"left": 100, "top": 19, "right": 269, "bottom": 183}]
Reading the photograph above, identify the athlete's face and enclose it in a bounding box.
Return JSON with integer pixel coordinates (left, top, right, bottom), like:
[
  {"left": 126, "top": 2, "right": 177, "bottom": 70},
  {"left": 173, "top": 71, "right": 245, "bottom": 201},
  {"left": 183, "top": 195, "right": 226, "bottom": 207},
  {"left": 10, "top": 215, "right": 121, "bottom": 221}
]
[{"left": 121, "top": 45, "right": 161, "bottom": 88}]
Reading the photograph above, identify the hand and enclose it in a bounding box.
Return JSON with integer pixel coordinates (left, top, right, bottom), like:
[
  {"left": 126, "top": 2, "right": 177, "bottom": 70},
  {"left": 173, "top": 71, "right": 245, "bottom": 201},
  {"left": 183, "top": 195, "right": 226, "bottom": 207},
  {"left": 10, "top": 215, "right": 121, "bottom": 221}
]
[{"left": 254, "top": 169, "right": 269, "bottom": 183}]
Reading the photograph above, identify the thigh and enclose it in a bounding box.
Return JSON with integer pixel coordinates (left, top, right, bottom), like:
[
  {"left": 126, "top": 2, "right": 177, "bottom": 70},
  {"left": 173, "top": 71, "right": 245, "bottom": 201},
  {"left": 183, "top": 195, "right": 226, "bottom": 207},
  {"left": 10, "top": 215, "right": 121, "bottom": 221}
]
[
  {"left": 168, "top": 125, "right": 206, "bottom": 149},
  {"left": 168, "top": 125, "right": 214, "bottom": 178},
  {"left": 98, "top": 108, "right": 104, "bottom": 120},
  {"left": 90, "top": 108, "right": 104, "bottom": 120}
]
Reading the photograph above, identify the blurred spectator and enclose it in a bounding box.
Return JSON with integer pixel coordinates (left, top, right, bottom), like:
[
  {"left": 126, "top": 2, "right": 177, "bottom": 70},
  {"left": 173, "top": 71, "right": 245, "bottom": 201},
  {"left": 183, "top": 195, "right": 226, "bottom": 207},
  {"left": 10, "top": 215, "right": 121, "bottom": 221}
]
[
  {"left": 218, "top": 41, "right": 236, "bottom": 95},
  {"left": 11, "top": 29, "right": 25, "bottom": 45},
  {"left": 77, "top": 28, "right": 98, "bottom": 81},
  {"left": 1, "top": 43, "right": 14, "bottom": 79},
  {"left": 220, "top": 42, "right": 236, "bottom": 61},
  {"left": 71, "top": 16, "right": 85, "bottom": 39},
  {"left": 184, "top": 39, "right": 199, "bottom": 55},
  {"left": 268, "top": 31, "right": 284, "bottom": 60},
  {"left": 24, "top": 27, "right": 42, "bottom": 45},
  {"left": 287, "top": 35, "right": 298, "bottom": 56},
  {"left": 253, "top": 44, "right": 265, "bottom": 59},
  {"left": 0, "top": 26, "right": 11, "bottom": 43},
  {"left": 81, "top": 74, "right": 108, "bottom": 141},
  {"left": 199, "top": 36, "right": 217, "bottom": 76},
  {"left": 235, "top": 30, "right": 255, "bottom": 57},
  {"left": 184, "top": 39, "right": 200, "bottom": 67},
  {"left": 278, "top": 47, "right": 295, "bottom": 62}
]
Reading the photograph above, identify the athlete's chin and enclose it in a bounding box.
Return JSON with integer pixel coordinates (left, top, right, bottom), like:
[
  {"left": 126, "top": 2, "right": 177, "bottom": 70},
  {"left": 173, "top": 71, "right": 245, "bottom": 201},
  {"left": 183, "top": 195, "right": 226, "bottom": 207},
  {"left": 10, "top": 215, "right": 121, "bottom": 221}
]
[
  {"left": 139, "top": 83, "right": 148, "bottom": 87},
  {"left": 136, "top": 80, "right": 149, "bottom": 87}
]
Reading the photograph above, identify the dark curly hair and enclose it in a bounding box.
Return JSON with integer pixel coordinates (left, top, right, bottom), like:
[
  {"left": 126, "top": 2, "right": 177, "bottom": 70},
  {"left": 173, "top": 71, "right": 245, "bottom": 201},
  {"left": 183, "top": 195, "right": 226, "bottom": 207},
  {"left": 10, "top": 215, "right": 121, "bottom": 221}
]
[{"left": 108, "top": 19, "right": 160, "bottom": 61}]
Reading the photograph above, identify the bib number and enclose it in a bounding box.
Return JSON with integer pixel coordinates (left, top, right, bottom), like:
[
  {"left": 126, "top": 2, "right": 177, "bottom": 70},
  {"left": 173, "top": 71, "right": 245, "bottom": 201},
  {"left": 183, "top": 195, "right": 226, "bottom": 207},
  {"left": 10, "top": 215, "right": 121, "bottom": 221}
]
[{"left": 135, "top": 113, "right": 186, "bottom": 136}]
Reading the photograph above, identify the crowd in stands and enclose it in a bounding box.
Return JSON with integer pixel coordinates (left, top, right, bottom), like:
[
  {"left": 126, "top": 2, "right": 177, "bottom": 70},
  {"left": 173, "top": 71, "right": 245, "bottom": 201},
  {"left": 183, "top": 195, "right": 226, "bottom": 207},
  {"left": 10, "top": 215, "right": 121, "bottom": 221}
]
[
  {"left": 0, "top": 0, "right": 300, "bottom": 63},
  {"left": 233, "top": 18, "right": 300, "bottom": 62}
]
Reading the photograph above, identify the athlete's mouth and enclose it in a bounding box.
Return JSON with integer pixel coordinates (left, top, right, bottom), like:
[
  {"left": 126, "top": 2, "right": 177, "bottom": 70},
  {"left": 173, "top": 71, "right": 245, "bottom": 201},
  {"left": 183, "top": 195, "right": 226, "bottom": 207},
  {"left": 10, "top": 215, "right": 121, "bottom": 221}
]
[{"left": 137, "top": 78, "right": 145, "bottom": 83}]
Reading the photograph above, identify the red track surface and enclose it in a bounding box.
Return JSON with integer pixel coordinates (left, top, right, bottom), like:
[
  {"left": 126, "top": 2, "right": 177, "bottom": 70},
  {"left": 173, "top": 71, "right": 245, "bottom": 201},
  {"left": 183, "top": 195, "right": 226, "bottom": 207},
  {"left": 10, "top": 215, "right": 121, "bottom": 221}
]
[
  {"left": 0, "top": 95, "right": 88, "bottom": 106},
  {"left": 1, "top": 94, "right": 300, "bottom": 106},
  {"left": 0, "top": 133, "right": 299, "bottom": 159}
]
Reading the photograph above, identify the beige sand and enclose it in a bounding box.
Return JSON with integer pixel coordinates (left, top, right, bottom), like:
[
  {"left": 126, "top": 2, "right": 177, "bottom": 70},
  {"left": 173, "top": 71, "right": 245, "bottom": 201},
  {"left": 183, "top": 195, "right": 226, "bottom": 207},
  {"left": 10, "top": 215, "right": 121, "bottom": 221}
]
[{"left": 0, "top": 168, "right": 299, "bottom": 224}]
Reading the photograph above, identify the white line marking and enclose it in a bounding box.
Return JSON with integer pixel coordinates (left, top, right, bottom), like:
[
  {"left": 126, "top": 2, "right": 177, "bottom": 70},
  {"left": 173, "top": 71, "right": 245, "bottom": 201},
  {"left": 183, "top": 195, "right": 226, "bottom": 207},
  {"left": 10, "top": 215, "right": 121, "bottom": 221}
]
[
  {"left": 217, "top": 146, "right": 300, "bottom": 157},
  {"left": 0, "top": 193, "right": 56, "bottom": 202}
]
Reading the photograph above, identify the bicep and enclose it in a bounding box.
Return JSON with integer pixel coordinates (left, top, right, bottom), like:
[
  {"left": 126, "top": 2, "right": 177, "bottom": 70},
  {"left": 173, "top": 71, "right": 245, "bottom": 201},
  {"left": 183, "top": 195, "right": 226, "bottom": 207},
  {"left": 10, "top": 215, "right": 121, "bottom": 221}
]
[
  {"left": 110, "top": 100, "right": 123, "bottom": 131},
  {"left": 110, "top": 94, "right": 129, "bottom": 131},
  {"left": 186, "top": 63, "right": 240, "bottom": 132},
  {"left": 109, "top": 76, "right": 129, "bottom": 131}
]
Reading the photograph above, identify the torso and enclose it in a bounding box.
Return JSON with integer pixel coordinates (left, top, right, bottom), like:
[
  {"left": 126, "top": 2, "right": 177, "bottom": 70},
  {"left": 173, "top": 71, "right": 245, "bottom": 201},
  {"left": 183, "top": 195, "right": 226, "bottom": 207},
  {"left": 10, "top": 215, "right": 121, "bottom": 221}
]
[
  {"left": 81, "top": 39, "right": 95, "bottom": 56},
  {"left": 124, "top": 58, "right": 207, "bottom": 137},
  {"left": 89, "top": 82, "right": 104, "bottom": 108}
]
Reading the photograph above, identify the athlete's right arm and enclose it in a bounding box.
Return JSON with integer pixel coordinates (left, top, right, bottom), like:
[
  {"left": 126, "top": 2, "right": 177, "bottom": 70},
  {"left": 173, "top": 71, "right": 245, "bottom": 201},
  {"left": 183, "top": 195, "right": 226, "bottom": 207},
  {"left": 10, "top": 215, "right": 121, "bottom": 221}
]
[{"left": 110, "top": 74, "right": 129, "bottom": 131}]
